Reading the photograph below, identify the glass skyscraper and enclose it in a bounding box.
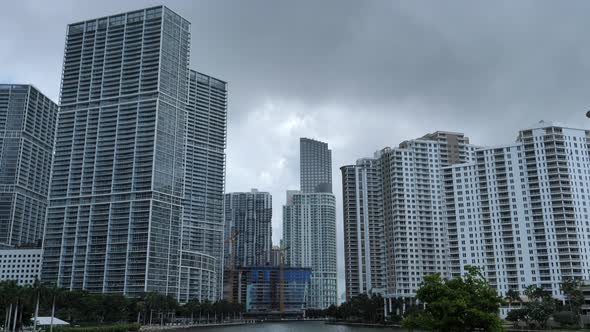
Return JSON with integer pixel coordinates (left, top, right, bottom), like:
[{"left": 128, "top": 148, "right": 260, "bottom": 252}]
[
  {"left": 42, "top": 6, "right": 191, "bottom": 296},
  {"left": 0, "top": 85, "right": 57, "bottom": 247},
  {"left": 300, "top": 138, "right": 332, "bottom": 193},
  {"left": 224, "top": 189, "right": 272, "bottom": 269},
  {"left": 178, "top": 70, "right": 227, "bottom": 302}
]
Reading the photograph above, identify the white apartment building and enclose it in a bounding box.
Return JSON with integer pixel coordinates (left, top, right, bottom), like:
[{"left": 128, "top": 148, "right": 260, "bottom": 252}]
[
  {"left": 283, "top": 190, "right": 337, "bottom": 309},
  {"left": 0, "top": 248, "right": 42, "bottom": 285},
  {"left": 340, "top": 156, "right": 386, "bottom": 301},
  {"left": 444, "top": 122, "right": 590, "bottom": 299},
  {"left": 379, "top": 131, "right": 475, "bottom": 301}
]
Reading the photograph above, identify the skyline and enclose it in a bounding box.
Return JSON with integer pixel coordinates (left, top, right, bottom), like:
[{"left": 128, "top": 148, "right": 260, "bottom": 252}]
[{"left": 4, "top": 0, "right": 590, "bottom": 299}]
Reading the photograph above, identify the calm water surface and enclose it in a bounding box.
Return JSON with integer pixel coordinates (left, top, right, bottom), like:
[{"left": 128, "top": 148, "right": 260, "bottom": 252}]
[{"left": 172, "top": 321, "right": 403, "bottom": 331}]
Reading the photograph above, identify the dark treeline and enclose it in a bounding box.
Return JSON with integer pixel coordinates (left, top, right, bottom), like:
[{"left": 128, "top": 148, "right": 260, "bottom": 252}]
[
  {"left": 1, "top": 280, "right": 244, "bottom": 331},
  {"left": 306, "top": 293, "right": 387, "bottom": 324}
]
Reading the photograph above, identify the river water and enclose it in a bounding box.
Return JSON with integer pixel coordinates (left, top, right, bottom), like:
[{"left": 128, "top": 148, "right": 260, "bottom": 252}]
[{"left": 171, "top": 321, "right": 401, "bottom": 331}]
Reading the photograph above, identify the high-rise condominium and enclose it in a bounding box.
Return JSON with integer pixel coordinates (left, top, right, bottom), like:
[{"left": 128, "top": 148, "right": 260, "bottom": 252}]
[
  {"left": 344, "top": 123, "right": 590, "bottom": 317},
  {"left": 300, "top": 138, "right": 332, "bottom": 193},
  {"left": 284, "top": 138, "right": 337, "bottom": 309},
  {"left": 178, "top": 70, "right": 227, "bottom": 302},
  {"left": 444, "top": 122, "right": 590, "bottom": 299},
  {"left": 0, "top": 85, "right": 57, "bottom": 247},
  {"left": 340, "top": 155, "right": 385, "bottom": 301},
  {"left": 224, "top": 189, "right": 272, "bottom": 268},
  {"left": 342, "top": 131, "right": 475, "bottom": 308},
  {"left": 42, "top": 7, "right": 191, "bottom": 296},
  {"left": 379, "top": 132, "right": 475, "bottom": 299}
]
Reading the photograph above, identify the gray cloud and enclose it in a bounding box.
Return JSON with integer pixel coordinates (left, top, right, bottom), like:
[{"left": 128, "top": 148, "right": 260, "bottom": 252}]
[{"left": 3, "top": 0, "right": 590, "bottom": 300}]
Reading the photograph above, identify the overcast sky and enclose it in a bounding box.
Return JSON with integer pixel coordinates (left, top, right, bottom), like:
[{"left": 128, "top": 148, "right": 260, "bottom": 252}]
[{"left": 3, "top": 0, "right": 590, "bottom": 299}]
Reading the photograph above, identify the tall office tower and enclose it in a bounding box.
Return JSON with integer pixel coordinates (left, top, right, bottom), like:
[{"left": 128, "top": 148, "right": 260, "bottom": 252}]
[
  {"left": 42, "top": 7, "right": 190, "bottom": 297},
  {"left": 340, "top": 155, "right": 385, "bottom": 301},
  {"left": 300, "top": 138, "right": 332, "bottom": 193},
  {"left": 178, "top": 70, "right": 227, "bottom": 302},
  {"left": 444, "top": 122, "right": 590, "bottom": 299},
  {"left": 0, "top": 85, "right": 57, "bottom": 247},
  {"left": 379, "top": 132, "right": 475, "bottom": 301},
  {"left": 283, "top": 138, "right": 337, "bottom": 309},
  {"left": 224, "top": 189, "right": 272, "bottom": 268}
]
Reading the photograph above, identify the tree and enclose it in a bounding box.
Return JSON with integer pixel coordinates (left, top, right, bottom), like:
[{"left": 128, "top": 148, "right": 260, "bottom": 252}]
[
  {"left": 510, "top": 285, "right": 556, "bottom": 329},
  {"left": 506, "top": 308, "right": 528, "bottom": 328},
  {"left": 561, "top": 278, "right": 584, "bottom": 321},
  {"left": 524, "top": 285, "right": 549, "bottom": 301},
  {"left": 402, "top": 266, "right": 504, "bottom": 332},
  {"left": 323, "top": 294, "right": 384, "bottom": 323},
  {"left": 525, "top": 296, "right": 555, "bottom": 329},
  {"left": 505, "top": 289, "right": 521, "bottom": 310}
]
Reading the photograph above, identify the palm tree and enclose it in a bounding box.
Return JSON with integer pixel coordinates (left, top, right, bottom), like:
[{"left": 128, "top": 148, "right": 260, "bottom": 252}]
[
  {"left": 200, "top": 300, "right": 212, "bottom": 323},
  {"left": 46, "top": 285, "right": 64, "bottom": 332},
  {"left": 184, "top": 299, "right": 200, "bottom": 323},
  {"left": 1, "top": 281, "right": 21, "bottom": 332},
  {"left": 505, "top": 289, "right": 521, "bottom": 311},
  {"left": 30, "top": 280, "right": 49, "bottom": 332}
]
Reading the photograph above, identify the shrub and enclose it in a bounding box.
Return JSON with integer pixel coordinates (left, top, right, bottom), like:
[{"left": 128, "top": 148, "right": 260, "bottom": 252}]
[
  {"left": 51, "top": 323, "right": 141, "bottom": 332},
  {"left": 553, "top": 311, "right": 578, "bottom": 327}
]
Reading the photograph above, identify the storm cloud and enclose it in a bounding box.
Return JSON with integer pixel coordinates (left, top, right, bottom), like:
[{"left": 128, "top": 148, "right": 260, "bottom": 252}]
[{"left": 2, "top": 0, "right": 590, "bottom": 299}]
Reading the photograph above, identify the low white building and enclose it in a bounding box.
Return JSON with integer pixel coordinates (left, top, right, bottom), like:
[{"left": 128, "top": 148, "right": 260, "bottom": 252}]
[
  {"left": 31, "top": 317, "right": 69, "bottom": 326},
  {"left": 0, "top": 248, "right": 42, "bottom": 285}
]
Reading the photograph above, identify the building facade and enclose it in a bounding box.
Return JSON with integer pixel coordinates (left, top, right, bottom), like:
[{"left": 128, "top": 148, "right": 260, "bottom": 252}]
[
  {"left": 224, "top": 189, "right": 272, "bottom": 269},
  {"left": 444, "top": 122, "right": 590, "bottom": 299},
  {"left": 342, "top": 123, "right": 590, "bottom": 316},
  {"left": 226, "top": 266, "right": 311, "bottom": 317},
  {"left": 270, "top": 246, "right": 282, "bottom": 267},
  {"left": 0, "top": 85, "right": 57, "bottom": 247},
  {"left": 0, "top": 248, "right": 43, "bottom": 285},
  {"left": 283, "top": 191, "right": 337, "bottom": 309},
  {"left": 42, "top": 6, "right": 191, "bottom": 297},
  {"left": 380, "top": 132, "right": 475, "bottom": 300},
  {"left": 178, "top": 70, "right": 227, "bottom": 302},
  {"left": 340, "top": 155, "right": 386, "bottom": 301},
  {"left": 300, "top": 138, "right": 332, "bottom": 193},
  {"left": 283, "top": 138, "right": 337, "bottom": 309}
]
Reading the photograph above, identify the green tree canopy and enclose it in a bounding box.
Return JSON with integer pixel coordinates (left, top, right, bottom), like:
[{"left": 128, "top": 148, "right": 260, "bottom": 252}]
[{"left": 402, "top": 266, "right": 504, "bottom": 332}]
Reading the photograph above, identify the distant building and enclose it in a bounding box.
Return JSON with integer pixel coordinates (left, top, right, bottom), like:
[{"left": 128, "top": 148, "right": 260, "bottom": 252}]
[
  {"left": 224, "top": 189, "right": 272, "bottom": 269},
  {"left": 300, "top": 138, "right": 332, "bottom": 193},
  {"left": 270, "top": 246, "right": 282, "bottom": 267},
  {"left": 340, "top": 155, "right": 386, "bottom": 301},
  {"left": 0, "top": 248, "right": 42, "bottom": 285},
  {"left": 226, "top": 266, "right": 311, "bottom": 317},
  {"left": 283, "top": 138, "right": 337, "bottom": 309},
  {"left": 0, "top": 85, "right": 57, "bottom": 247}
]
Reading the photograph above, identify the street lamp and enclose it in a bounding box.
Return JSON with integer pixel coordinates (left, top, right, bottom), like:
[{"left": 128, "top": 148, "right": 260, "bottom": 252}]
[{"left": 586, "top": 110, "right": 590, "bottom": 118}]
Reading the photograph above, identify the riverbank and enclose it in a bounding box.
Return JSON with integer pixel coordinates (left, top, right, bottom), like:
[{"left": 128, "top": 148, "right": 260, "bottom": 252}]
[
  {"left": 325, "top": 320, "right": 401, "bottom": 328},
  {"left": 140, "top": 321, "right": 255, "bottom": 331}
]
